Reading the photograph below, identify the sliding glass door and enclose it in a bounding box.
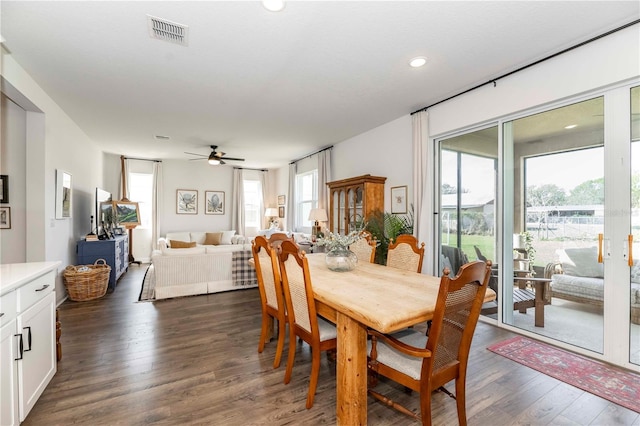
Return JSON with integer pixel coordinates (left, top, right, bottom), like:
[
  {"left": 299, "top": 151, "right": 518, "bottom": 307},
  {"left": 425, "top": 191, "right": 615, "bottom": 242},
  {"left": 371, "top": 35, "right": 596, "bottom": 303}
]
[{"left": 630, "top": 85, "right": 640, "bottom": 366}]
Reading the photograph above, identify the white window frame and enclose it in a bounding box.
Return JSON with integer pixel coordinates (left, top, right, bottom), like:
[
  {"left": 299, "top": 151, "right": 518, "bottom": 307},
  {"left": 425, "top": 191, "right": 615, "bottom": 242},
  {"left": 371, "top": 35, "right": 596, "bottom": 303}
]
[
  {"left": 243, "top": 179, "right": 262, "bottom": 229},
  {"left": 128, "top": 172, "right": 153, "bottom": 229},
  {"left": 295, "top": 170, "right": 318, "bottom": 232}
]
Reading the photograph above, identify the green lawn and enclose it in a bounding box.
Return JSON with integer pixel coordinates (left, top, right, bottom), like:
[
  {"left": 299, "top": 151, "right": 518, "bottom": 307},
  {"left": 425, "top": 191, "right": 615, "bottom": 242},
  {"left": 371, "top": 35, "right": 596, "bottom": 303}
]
[{"left": 442, "top": 234, "right": 495, "bottom": 262}]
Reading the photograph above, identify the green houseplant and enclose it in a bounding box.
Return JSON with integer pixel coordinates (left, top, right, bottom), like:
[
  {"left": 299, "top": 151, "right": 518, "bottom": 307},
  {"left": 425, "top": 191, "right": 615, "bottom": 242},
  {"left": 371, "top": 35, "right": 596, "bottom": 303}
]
[{"left": 357, "top": 205, "right": 414, "bottom": 265}]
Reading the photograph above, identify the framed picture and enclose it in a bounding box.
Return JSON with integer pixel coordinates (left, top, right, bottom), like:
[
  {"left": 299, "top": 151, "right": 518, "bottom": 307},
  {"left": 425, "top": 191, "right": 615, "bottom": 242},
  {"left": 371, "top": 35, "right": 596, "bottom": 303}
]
[
  {"left": 277, "top": 194, "right": 286, "bottom": 205},
  {"left": 0, "top": 175, "right": 8, "bottom": 203},
  {"left": 205, "top": 191, "right": 225, "bottom": 215},
  {"left": 113, "top": 227, "right": 125, "bottom": 236},
  {"left": 390, "top": 185, "right": 407, "bottom": 214},
  {"left": 55, "top": 169, "right": 72, "bottom": 219},
  {"left": 278, "top": 206, "right": 285, "bottom": 218},
  {"left": 0, "top": 207, "right": 10, "bottom": 229},
  {"left": 176, "top": 189, "right": 197, "bottom": 214},
  {"left": 113, "top": 201, "right": 140, "bottom": 227}
]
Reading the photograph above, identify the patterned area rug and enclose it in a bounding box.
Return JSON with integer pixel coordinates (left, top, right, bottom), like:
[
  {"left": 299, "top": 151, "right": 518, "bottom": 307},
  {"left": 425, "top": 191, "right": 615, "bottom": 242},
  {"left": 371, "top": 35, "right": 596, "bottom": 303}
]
[
  {"left": 488, "top": 336, "right": 640, "bottom": 413},
  {"left": 138, "top": 264, "right": 155, "bottom": 301}
]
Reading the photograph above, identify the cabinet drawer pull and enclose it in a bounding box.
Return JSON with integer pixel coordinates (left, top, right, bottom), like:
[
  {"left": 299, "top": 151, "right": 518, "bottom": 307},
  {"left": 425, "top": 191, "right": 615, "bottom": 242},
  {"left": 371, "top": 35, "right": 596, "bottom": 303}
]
[
  {"left": 35, "top": 284, "right": 50, "bottom": 292},
  {"left": 15, "top": 334, "right": 23, "bottom": 360},
  {"left": 23, "top": 326, "right": 32, "bottom": 352}
]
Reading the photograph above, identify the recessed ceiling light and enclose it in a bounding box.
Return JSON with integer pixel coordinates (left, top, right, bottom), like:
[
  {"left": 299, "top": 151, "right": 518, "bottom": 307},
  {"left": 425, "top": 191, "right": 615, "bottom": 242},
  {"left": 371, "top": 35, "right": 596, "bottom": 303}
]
[
  {"left": 263, "top": 0, "right": 285, "bottom": 12},
  {"left": 409, "top": 56, "right": 427, "bottom": 68},
  {"left": 564, "top": 124, "right": 578, "bottom": 129}
]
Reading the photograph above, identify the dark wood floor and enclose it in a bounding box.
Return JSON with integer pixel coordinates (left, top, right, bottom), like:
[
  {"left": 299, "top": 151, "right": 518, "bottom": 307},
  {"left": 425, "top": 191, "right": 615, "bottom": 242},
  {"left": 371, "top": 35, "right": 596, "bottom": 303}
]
[{"left": 24, "top": 265, "right": 640, "bottom": 425}]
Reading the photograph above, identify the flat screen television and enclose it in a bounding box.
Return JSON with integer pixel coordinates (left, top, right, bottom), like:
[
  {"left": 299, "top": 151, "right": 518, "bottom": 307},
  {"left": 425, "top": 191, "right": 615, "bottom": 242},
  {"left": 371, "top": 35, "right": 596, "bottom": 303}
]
[{"left": 95, "top": 187, "right": 112, "bottom": 235}]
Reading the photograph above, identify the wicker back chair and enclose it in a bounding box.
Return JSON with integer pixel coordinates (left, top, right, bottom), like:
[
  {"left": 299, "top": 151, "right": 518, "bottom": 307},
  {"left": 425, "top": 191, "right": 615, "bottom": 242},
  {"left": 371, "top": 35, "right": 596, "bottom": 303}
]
[
  {"left": 387, "top": 234, "right": 425, "bottom": 273},
  {"left": 251, "top": 236, "right": 287, "bottom": 368},
  {"left": 267, "top": 232, "right": 295, "bottom": 249},
  {"left": 349, "top": 231, "right": 377, "bottom": 263},
  {"left": 367, "top": 260, "right": 492, "bottom": 426},
  {"left": 278, "top": 240, "right": 337, "bottom": 409}
]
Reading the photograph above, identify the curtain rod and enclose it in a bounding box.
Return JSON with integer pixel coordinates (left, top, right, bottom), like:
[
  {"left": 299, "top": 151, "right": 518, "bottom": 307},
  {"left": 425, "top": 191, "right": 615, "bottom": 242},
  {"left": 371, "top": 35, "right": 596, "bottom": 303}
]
[
  {"left": 290, "top": 145, "right": 333, "bottom": 165},
  {"left": 411, "top": 18, "right": 640, "bottom": 115},
  {"left": 233, "top": 167, "right": 268, "bottom": 172},
  {"left": 124, "top": 156, "right": 162, "bottom": 163}
]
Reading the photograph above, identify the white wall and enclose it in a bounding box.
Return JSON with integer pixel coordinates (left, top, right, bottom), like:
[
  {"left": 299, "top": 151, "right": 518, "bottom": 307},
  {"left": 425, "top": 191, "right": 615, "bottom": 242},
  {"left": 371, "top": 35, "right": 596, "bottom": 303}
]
[
  {"left": 159, "top": 159, "right": 234, "bottom": 235},
  {"left": 0, "top": 94, "right": 27, "bottom": 263},
  {"left": 332, "top": 115, "right": 413, "bottom": 213},
  {"left": 1, "top": 50, "right": 104, "bottom": 304}
]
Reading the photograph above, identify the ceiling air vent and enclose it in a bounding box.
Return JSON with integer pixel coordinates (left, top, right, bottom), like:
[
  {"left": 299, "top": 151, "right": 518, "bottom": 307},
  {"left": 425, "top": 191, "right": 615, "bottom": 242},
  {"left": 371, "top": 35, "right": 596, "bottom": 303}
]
[{"left": 147, "top": 15, "right": 188, "bottom": 47}]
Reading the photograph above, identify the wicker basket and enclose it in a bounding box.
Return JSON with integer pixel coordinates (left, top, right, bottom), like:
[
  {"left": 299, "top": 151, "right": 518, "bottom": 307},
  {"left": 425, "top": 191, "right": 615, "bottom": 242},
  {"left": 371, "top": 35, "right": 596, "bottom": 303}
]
[{"left": 63, "top": 259, "right": 110, "bottom": 301}]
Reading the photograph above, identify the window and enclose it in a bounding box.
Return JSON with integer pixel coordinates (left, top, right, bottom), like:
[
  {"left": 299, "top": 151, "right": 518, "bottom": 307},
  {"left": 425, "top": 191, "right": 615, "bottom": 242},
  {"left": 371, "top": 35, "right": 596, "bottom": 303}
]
[
  {"left": 244, "top": 179, "right": 262, "bottom": 228},
  {"left": 296, "top": 170, "right": 317, "bottom": 230},
  {"left": 128, "top": 172, "right": 153, "bottom": 228}
]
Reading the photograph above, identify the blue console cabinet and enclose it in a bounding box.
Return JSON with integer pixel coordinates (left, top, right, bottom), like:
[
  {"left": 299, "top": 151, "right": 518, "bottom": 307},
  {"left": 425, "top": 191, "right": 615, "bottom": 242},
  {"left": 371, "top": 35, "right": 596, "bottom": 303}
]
[{"left": 76, "top": 235, "right": 129, "bottom": 291}]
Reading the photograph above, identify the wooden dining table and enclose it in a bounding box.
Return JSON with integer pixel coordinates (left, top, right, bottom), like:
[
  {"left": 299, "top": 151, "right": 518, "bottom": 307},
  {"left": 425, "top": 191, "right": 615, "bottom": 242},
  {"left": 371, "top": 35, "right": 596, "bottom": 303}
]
[{"left": 303, "top": 253, "right": 496, "bottom": 425}]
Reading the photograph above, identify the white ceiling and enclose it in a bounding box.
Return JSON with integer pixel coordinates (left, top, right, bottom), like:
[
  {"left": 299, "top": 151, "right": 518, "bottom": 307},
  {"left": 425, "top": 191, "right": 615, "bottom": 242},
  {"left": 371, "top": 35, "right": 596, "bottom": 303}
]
[{"left": 2, "top": 1, "right": 638, "bottom": 169}]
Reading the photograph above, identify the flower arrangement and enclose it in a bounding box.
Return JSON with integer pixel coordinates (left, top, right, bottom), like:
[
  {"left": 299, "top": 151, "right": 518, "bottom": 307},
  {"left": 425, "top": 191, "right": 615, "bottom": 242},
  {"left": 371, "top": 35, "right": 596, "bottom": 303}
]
[{"left": 315, "top": 229, "right": 363, "bottom": 252}]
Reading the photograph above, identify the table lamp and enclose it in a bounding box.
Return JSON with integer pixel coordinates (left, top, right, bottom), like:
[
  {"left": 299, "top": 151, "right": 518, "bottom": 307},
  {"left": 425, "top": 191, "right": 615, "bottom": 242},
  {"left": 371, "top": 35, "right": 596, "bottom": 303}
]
[
  {"left": 308, "top": 208, "right": 328, "bottom": 240},
  {"left": 265, "top": 208, "right": 279, "bottom": 228}
]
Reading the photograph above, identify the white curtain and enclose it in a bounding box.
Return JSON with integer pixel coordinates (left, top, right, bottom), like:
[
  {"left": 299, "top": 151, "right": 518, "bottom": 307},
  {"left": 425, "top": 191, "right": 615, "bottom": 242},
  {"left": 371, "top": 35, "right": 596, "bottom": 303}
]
[
  {"left": 259, "top": 170, "right": 268, "bottom": 228},
  {"left": 232, "top": 168, "right": 245, "bottom": 235},
  {"left": 412, "top": 110, "right": 435, "bottom": 275},
  {"left": 286, "top": 163, "right": 296, "bottom": 231},
  {"left": 151, "top": 161, "right": 163, "bottom": 250},
  {"left": 317, "top": 149, "right": 332, "bottom": 211}
]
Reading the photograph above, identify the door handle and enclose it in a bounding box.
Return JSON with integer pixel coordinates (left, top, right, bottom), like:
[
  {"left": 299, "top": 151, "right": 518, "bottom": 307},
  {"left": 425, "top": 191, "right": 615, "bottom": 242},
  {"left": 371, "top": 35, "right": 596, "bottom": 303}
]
[
  {"left": 23, "top": 326, "right": 32, "bottom": 352},
  {"left": 14, "top": 334, "right": 23, "bottom": 361},
  {"left": 598, "top": 233, "right": 603, "bottom": 263}
]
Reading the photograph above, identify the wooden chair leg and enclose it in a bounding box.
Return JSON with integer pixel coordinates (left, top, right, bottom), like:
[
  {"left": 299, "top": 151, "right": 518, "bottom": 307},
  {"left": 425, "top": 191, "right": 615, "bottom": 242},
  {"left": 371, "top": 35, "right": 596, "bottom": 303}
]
[
  {"left": 419, "top": 389, "right": 432, "bottom": 426},
  {"left": 306, "top": 348, "right": 321, "bottom": 409},
  {"left": 455, "top": 378, "right": 467, "bottom": 426},
  {"left": 273, "top": 318, "right": 286, "bottom": 369},
  {"left": 258, "top": 312, "right": 270, "bottom": 353},
  {"left": 284, "top": 327, "right": 296, "bottom": 384}
]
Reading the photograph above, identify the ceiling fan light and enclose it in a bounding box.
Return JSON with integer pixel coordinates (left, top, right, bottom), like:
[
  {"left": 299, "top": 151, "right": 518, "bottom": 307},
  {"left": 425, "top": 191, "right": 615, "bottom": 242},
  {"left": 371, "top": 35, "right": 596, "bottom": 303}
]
[
  {"left": 409, "top": 56, "right": 427, "bottom": 68},
  {"left": 263, "top": 0, "right": 285, "bottom": 12},
  {"left": 208, "top": 158, "right": 220, "bottom": 165}
]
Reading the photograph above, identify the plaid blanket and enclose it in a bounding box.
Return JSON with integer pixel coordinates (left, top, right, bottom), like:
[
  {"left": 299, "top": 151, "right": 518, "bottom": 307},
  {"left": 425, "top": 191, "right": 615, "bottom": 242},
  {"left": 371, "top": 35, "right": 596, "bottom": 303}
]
[{"left": 232, "top": 249, "right": 258, "bottom": 287}]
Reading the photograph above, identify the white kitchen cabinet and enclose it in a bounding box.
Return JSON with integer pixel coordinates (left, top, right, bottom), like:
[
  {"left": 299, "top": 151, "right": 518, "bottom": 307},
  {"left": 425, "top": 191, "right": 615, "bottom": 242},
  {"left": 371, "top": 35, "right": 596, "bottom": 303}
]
[{"left": 0, "top": 262, "right": 59, "bottom": 425}]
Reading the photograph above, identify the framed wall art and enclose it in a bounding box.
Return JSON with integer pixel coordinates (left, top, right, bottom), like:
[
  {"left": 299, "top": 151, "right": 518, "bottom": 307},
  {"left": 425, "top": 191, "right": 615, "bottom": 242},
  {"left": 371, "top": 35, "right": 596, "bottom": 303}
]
[
  {"left": 278, "top": 206, "right": 285, "bottom": 218},
  {"left": 390, "top": 185, "right": 407, "bottom": 214},
  {"left": 205, "top": 191, "right": 225, "bottom": 215},
  {"left": 55, "top": 169, "right": 72, "bottom": 219},
  {"left": 277, "top": 194, "right": 285, "bottom": 205},
  {"left": 0, "top": 207, "right": 10, "bottom": 229},
  {"left": 177, "top": 189, "right": 198, "bottom": 214},
  {"left": 0, "top": 175, "right": 8, "bottom": 203},
  {"left": 113, "top": 201, "right": 141, "bottom": 227}
]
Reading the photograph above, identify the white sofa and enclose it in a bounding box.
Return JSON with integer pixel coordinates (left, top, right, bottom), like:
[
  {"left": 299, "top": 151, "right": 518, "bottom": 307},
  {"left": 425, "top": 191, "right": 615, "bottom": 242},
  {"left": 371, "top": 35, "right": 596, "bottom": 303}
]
[
  {"left": 547, "top": 247, "right": 640, "bottom": 324},
  {"left": 150, "top": 231, "right": 257, "bottom": 300}
]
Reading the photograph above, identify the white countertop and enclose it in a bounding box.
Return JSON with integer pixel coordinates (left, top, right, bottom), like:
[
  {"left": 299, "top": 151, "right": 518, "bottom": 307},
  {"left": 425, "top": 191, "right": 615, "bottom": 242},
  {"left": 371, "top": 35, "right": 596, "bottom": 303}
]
[{"left": 0, "top": 261, "right": 61, "bottom": 296}]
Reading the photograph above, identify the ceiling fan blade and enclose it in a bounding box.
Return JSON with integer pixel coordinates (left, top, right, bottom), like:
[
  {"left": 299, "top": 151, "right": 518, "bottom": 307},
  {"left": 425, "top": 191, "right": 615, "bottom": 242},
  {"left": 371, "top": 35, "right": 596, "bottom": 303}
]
[
  {"left": 188, "top": 158, "right": 206, "bottom": 161},
  {"left": 219, "top": 156, "right": 245, "bottom": 161},
  {"left": 185, "top": 151, "right": 208, "bottom": 157},
  {"left": 219, "top": 160, "right": 226, "bottom": 165}
]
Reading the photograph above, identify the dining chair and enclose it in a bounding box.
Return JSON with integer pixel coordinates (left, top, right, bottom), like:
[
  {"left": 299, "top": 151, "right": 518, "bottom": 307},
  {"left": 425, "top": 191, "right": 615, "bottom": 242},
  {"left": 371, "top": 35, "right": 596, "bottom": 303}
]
[
  {"left": 367, "top": 260, "right": 492, "bottom": 426},
  {"left": 251, "top": 236, "right": 287, "bottom": 369},
  {"left": 387, "top": 234, "right": 425, "bottom": 273},
  {"left": 278, "top": 240, "right": 337, "bottom": 409},
  {"left": 349, "top": 231, "right": 377, "bottom": 263},
  {"left": 267, "top": 232, "right": 295, "bottom": 249}
]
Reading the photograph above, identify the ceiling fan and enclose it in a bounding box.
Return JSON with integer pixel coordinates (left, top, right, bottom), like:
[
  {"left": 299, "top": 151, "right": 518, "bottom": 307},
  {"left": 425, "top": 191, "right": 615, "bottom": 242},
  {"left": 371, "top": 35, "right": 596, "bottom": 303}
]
[{"left": 184, "top": 145, "right": 245, "bottom": 165}]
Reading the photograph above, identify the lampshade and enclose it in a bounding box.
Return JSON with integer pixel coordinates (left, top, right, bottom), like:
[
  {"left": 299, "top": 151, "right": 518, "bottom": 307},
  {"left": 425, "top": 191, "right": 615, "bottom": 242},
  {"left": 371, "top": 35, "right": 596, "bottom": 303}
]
[
  {"left": 308, "top": 208, "right": 328, "bottom": 222},
  {"left": 265, "top": 208, "right": 279, "bottom": 217}
]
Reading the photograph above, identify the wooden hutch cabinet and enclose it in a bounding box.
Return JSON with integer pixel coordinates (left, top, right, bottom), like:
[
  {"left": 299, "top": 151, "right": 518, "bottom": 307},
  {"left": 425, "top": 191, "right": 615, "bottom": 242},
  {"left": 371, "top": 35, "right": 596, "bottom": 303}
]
[{"left": 327, "top": 174, "right": 386, "bottom": 234}]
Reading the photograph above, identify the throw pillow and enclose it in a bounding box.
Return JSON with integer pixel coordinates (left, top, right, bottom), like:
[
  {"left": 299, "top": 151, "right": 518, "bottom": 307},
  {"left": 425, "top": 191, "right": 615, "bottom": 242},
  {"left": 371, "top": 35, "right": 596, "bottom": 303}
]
[
  {"left": 220, "top": 230, "right": 236, "bottom": 245},
  {"left": 204, "top": 232, "right": 222, "bottom": 245},
  {"left": 169, "top": 240, "right": 196, "bottom": 249}
]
